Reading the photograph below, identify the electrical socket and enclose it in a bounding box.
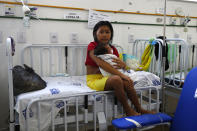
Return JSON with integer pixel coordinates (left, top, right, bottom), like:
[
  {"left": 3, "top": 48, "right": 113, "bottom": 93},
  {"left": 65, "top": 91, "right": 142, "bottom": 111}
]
[
  {"left": 50, "top": 33, "right": 58, "bottom": 43},
  {"left": 70, "top": 33, "right": 79, "bottom": 43},
  {"left": 187, "top": 34, "right": 192, "bottom": 44},
  {"left": 128, "top": 34, "right": 134, "bottom": 43},
  {"left": 17, "top": 32, "right": 26, "bottom": 43},
  {"left": 174, "top": 33, "right": 179, "bottom": 38}
]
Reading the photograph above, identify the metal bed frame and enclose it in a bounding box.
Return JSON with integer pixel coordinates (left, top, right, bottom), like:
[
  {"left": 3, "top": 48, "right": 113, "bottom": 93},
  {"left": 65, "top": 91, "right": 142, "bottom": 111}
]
[
  {"left": 132, "top": 38, "right": 190, "bottom": 89},
  {"left": 132, "top": 38, "right": 194, "bottom": 118},
  {"left": 7, "top": 38, "right": 161, "bottom": 131}
]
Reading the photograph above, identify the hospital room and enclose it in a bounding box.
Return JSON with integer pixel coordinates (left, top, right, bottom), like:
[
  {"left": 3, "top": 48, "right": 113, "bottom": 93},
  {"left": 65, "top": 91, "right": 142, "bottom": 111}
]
[{"left": 0, "top": 0, "right": 197, "bottom": 130}]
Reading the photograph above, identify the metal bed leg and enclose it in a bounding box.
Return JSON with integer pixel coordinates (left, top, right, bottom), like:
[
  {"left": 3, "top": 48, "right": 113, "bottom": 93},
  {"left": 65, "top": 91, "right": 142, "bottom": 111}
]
[
  {"left": 9, "top": 123, "right": 15, "bottom": 131},
  {"left": 94, "top": 97, "right": 97, "bottom": 131},
  {"left": 76, "top": 97, "right": 79, "bottom": 131},
  {"left": 97, "top": 112, "right": 107, "bottom": 131},
  {"left": 64, "top": 100, "right": 67, "bottom": 131},
  {"left": 114, "top": 97, "right": 118, "bottom": 118},
  {"left": 84, "top": 95, "right": 88, "bottom": 131}
]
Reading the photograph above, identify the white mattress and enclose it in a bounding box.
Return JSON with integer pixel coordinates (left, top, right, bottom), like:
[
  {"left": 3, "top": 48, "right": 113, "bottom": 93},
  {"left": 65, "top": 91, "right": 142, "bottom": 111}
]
[{"left": 15, "top": 75, "right": 96, "bottom": 131}]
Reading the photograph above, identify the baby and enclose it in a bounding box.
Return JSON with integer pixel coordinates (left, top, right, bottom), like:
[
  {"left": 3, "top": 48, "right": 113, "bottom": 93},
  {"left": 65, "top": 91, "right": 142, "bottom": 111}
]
[{"left": 94, "top": 44, "right": 160, "bottom": 87}]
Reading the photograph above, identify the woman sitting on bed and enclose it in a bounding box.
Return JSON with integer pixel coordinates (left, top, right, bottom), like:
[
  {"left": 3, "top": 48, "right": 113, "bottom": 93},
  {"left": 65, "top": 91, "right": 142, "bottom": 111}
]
[
  {"left": 94, "top": 43, "right": 161, "bottom": 87},
  {"left": 85, "top": 21, "right": 155, "bottom": 116}
]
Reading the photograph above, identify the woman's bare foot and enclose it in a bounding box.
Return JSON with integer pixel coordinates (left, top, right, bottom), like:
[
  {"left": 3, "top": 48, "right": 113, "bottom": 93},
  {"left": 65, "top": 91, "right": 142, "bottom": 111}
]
[
  {"left": 126, "top": 109, "right": 141, "bottom": 116},
  {"left": 138, "top": 108, "right": 156, "bottom": 114}
]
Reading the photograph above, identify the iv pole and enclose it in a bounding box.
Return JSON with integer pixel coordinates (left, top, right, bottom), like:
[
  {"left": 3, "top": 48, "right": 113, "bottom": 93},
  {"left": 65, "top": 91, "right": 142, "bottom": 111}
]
[{"left": 162, "top": 0, "right": 167, "bottom": 113}]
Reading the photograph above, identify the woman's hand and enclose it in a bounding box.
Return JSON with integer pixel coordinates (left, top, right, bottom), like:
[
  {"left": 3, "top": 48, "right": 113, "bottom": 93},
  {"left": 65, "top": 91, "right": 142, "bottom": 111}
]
[{"left": 112, "top": 57, "right": 126, "bottom": 69}]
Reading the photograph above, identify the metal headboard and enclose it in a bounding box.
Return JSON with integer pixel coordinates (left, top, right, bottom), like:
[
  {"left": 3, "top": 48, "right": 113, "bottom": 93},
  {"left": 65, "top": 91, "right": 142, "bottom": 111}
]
[{"left": 21, "top": 44, "right": 88, "bottom": 76}]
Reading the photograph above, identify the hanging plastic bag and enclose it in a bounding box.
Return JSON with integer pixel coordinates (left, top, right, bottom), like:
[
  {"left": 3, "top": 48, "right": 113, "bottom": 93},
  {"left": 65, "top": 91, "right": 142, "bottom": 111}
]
[{"left": 122, "top": 54, "right": 140, "bottom": 70}]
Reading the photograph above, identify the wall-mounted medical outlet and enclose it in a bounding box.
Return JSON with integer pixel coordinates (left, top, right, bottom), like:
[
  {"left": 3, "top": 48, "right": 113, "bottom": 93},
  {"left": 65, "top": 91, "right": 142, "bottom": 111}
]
[
  {"left": 23, "top": 16, "right": 30, "bottom": 27},
  {"left": 156, "top": 18, "right": 163, "bottom": 23},
  {"left": 180, "top": 18, "right": 185, "bottom": 25},
  {"left": 187, "top": 34, "right": 192, "bottom": 44},
  {"left": 29, "top": 6, "right": 37, "bottom": 17},
  {"left": 183, "top": 27, "right": 188, "bottom": 32},
  {"left": 180, "top": 16, "right": 191, "bottom": 26},
  {"left": 174, "top": 33, "right": 179, "bottom": 38},
  {"left": 50, "top": 33, "right": 58, "bottom": 43},
  {"left": 0, "top": 31, "right": 3, "bottom": 43},
  {"left": 169, "top": 17, "right": 177, "bottom": 25},
  {"left": 128, "top": 34, "right": 134, "bottom": 43},
  {"left": 17, "top": 32, "right": 26, "bottom": 43},
  {"left": 4, "top": 5, "right": 15, "bottom": 16},
  {"left": 70, "top": 33, "right": 79, "bottom": 43}
]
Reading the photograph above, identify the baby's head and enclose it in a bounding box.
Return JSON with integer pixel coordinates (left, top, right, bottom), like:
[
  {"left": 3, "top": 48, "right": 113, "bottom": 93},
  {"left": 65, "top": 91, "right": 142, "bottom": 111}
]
[
  {"left": 93, "top": 21, "right": 114, "bottom": 44},
  {"left": 94, "top": 44, "right": 112, "bottom": 56}
]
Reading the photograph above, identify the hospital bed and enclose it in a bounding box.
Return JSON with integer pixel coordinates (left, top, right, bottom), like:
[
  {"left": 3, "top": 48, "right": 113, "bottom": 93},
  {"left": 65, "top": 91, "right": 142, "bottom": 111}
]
[
  {"left": 6, "top": 37, "right": 161, "bottom": 131},
  {"left": 132, "top": 38, "right": 192, "bottom": 89},
  {"left": 132, "top": 38, "right": 195, "bottom": 117}
]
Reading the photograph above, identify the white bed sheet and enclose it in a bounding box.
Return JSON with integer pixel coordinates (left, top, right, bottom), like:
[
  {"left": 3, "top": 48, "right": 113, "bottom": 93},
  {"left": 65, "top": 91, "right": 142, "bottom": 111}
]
[
  {"left": 165, "top": 72, "right": 185, "bottom": 82},
  {"left": 15, "top": 75, "right": 96, "bottom": 131}
]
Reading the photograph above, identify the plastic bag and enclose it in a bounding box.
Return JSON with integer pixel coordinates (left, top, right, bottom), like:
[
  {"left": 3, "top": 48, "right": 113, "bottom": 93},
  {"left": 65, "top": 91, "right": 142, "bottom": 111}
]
[
  {"left": 13, "top": 64, "right": 47, "bottom": 95},
  {"left": 123, "top": 54, "right": 140, "bottom": 70}
]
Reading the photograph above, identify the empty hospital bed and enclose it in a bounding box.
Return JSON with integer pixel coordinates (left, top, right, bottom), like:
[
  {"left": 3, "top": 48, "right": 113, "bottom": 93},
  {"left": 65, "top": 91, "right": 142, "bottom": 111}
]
[
  {"left": 6, "top": 37, "right": 162, "bottom": 131},
  {"left": 132, "top": 38, "right": 192, "bottom": 89},
  {"left": 132, "top": 38, "right": 196, "bottom": 117}
]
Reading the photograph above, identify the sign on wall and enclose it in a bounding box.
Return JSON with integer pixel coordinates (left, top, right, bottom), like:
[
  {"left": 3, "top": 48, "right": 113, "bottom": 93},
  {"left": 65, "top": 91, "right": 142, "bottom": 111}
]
[
  {"left": 88, "top": 9, "right": 111, "bottom": 29},
  {"left": 64, "top": 12, "right": 81, "bottom": 20}
]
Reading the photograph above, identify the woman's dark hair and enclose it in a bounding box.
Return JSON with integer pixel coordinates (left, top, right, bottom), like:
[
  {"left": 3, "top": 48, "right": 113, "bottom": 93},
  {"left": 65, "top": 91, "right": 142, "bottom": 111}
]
[{"left": 93, "top": 21, "right": 114, "bottom": 44}]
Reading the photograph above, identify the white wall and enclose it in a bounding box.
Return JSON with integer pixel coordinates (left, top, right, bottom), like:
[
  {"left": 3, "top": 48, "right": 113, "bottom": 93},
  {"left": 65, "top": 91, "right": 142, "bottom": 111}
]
[
  {"left": 0, "top": 0, "right": 197, "bottom": 129},
  {"left": 1, "top": 0, "right": 197, "bottom": 48}
]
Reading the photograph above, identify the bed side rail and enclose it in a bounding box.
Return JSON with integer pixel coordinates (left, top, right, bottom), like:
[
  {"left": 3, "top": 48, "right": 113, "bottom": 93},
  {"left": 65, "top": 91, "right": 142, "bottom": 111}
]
[
  {"left": 132, "top": 38, "right": 190, "bottom": 89},
  {"left": 165, "top": 39, "right": 189, "bottom": 88},
  {"left": 24, "top": 87, "right": 160, "bottom": 131},
  {"left": 21, "top": 44, "right": 87, "bottom": 77},
  {"left": 132, "top": 39, "right": 163, "bottom": 76}
]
